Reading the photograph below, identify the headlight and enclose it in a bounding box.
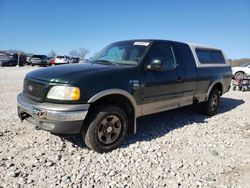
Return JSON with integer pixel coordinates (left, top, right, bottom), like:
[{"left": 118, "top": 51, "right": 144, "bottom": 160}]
[{"left": 47, "top": 86, "right": 80, "bottom": 101}]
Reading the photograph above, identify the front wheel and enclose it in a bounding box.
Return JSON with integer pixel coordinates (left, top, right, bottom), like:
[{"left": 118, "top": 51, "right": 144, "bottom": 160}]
[
  {"left": 81, "top": 104, "right": 128, "bottom": 153},
  {"left": 201, "top": 90, "right": 220, "bottom": 116}
]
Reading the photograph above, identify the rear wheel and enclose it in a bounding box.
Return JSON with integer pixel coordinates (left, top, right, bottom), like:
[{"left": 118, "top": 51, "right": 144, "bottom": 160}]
[
  {"left": 201, "top": 90, "right": 220, "bottom": 116},
  {"left": 81, "top": 104, "right": 128, "bottom": 153},
  {"left": 234, "top": 71, "right": 246, "bottom": 80}
]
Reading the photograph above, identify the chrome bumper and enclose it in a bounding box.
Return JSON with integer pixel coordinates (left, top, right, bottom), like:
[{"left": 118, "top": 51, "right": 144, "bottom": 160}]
[{"left": 17, "top": 93, "right": 89, "bottom": 134}]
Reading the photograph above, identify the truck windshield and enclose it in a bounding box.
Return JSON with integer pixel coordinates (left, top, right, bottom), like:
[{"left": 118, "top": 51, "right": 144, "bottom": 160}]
[{"left": 90, "top": 41, "right": 150, "bottom": 66}]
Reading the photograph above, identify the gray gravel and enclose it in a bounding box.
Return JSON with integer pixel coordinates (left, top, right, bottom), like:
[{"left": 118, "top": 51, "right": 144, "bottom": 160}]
[{"left": 0, "top": 66, "right": 250, "bottom": 188}]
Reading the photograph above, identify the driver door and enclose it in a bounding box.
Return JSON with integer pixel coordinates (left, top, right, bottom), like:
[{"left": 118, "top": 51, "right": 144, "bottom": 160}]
[{"left": 140, "top": 41, "right": 184, "bottom": 115}]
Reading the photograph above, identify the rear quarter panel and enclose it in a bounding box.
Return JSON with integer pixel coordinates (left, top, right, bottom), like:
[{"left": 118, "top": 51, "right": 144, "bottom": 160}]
[{"left": 195, "top": 66, "right": 232, "bottom": 101}]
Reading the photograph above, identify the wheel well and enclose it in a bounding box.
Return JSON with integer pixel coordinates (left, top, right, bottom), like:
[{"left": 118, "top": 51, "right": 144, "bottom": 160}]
[
  {"left": 212, "top": 82, "right": 223, "bottom": 95},
  {"left": 88, "top": 94, "right": 135, "bottom": 134},
  {"left": 233, "top": 71, "right": 245, "bottom": 79}
]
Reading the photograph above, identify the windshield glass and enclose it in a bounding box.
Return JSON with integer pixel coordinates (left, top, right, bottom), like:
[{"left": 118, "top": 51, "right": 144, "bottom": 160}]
[
  {"left": 240, "top": 62, "right": 250, "bottom": 67},
  {"left": 90, "top": 41, "right": 150, "bottom": 66},
  {"left": 32, "top": 55, "right": 44, "bottom": 59},
  {"left": 0, "top": 55, "right": 13, "bottom": 60},
  {"left": 56, "top": 56, "right": 65, "bottom": 59}
]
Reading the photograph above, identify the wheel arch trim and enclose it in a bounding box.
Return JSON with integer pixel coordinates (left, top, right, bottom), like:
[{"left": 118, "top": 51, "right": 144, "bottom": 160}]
[
  {"left": 206, "top": 80, "right": 224, "bottom": 100},
  {"left": 87, "top": 89, "right": 140, "bottom": 133},
  {"left": 233, "top": 71, "right": 246, "bottom": 78}
]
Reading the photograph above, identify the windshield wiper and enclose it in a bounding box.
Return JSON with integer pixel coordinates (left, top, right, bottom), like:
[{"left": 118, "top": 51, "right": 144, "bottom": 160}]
[{"left": 93, "top": 59, "right": 119, "bottom": 66}]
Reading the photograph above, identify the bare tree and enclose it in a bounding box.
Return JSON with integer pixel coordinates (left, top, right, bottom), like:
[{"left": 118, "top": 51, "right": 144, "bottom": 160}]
[
  {"left": 48, "top": 50, "right": 57, "bottom": 57},
  {"left": 230, "top": 58, "right": 250, "bottom": 67},
  {"left": 78, "top": 48, "right": 89, "bottom": 59},
  {"left": 69, "top": 49, "right": 78, "bottom": 57}
]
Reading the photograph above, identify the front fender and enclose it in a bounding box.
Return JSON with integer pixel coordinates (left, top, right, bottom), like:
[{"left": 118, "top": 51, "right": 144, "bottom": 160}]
[{"left": 87, "top": 88, "right": 140, "bottom": 117}]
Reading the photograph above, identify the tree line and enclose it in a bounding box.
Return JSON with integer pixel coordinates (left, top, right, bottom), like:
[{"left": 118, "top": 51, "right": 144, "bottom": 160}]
[
  {"left": 48, "top": 48, "right": 89, "bottom": 59},
  {"left": 228, "top": 58, "right": 250, "bottom": 67}
]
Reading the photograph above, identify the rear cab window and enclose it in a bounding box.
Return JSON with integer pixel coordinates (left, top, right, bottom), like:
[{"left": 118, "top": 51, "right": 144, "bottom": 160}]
[{"left": 195, "top": 48, "right": 226, "bottom": 64}]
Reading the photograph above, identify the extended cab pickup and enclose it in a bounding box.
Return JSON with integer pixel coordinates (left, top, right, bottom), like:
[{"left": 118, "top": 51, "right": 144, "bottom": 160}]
[{"left": 17, "top": 40, "right": 232, "bottom": 153}]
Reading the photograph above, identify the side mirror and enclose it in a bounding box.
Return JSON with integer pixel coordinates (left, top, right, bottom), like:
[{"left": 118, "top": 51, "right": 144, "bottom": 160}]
[{"left": 146, "top": 59, "right": 163, "bottom": 71}]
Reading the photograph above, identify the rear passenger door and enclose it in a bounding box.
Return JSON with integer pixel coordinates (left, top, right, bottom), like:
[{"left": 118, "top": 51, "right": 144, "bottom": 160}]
[{"left": 140, "top": 41, "right": 184, "bottom": 115}]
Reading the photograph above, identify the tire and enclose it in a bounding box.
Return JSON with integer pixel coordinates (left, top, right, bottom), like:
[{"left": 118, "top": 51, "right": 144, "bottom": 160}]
[
  {"left": 234, "top": 71, "right": 246, "bottom": 80},
  {"left": 201, "top": 90, "right": 220, "bottom": 116},
  {"left": 32, "top": 64, "right": 34, "bottom": 66},
  {"left": 81, "top": 104, "right": 128, "bottom": 153}
]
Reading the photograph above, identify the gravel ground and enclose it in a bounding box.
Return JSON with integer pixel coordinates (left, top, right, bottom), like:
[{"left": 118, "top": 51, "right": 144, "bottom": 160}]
[{"left": 0, "top": 66, "right": 250, "bottom": 188}]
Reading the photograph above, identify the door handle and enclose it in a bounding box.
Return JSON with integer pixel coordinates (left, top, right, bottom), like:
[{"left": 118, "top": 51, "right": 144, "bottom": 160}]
[{"left": 176, "top": 77, "right": 183, "bottom": 81}]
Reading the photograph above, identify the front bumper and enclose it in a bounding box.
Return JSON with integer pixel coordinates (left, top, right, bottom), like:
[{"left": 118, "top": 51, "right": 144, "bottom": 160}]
[{"left": 17, "top": 93, "right": 89, "bottom": 134}]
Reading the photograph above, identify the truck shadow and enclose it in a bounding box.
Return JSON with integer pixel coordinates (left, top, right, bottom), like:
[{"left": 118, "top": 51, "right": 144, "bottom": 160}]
[
  {"left": 60, "top": 97, "right": 244, "bottom": 150},
  {"left": 123, "top": 97, "right": 244, "bottom": 147}
]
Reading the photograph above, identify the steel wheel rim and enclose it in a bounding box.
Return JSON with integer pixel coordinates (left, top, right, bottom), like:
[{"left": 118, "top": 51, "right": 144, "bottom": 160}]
[
  {"left": 210, "top": 94, "right": 218, "bottom": 111},
  {"left": 97, "top": 115, "right": 122, "bottom": 145}
]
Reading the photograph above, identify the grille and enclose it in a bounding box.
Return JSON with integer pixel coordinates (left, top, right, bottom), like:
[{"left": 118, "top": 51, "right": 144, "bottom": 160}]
[{"left": 24, "top": 79, "right": 46, "bottom": 101}]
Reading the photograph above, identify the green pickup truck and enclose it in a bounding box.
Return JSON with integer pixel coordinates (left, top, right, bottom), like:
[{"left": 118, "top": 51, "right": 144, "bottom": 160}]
[{"left": 17, "top": 39, "right": 232, "bottom": 153}]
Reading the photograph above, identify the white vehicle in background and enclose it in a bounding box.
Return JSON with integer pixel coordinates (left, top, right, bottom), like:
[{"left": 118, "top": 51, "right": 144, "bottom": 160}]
[
  {"left": 54, "top": 55, "right": 72, "bottom": 65},
  {"left": 232, "top": 62, "right": 250, "bottom": 79}
]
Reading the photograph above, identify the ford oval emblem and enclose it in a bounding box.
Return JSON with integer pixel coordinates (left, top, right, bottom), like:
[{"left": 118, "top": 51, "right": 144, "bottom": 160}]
[{"left": 28, "top": 85, "right": 33, "bottom": 92}]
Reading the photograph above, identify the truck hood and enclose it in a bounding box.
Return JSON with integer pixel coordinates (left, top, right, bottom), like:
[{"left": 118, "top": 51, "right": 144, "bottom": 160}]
[{"left": 26, "top": 63, "right": 119, "bottom": 84}]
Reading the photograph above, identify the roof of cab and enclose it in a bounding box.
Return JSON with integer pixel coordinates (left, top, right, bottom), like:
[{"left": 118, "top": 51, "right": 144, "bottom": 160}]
[
  {"left": 114, "top": 39, "right": 187, "bottom": 44},
  {"left": 114, "top": 39, "right": 222, "bottom": 50}
]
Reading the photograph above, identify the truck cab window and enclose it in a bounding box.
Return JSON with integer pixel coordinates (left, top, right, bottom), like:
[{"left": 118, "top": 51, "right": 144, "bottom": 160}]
[{"left": 146, "top": 43, "right": 177, "bottom": 70}]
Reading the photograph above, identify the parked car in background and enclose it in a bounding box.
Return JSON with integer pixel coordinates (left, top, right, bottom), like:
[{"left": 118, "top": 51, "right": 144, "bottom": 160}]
[
  {"left": 79, "top": 58, "right": 88, "bottom": 63},
  {"left": 0, "top": 53, "right": 26, "bottom": 66},
  {"left": 50, "top": 58, "right": 55, "bottom": 66},
  {"left": 25, "top": 54, "right": 33, "bottom": 65},
  {"left": 232, "top": 62, "right": 250, "bottom": 79},
  {"left": 54, "top": 55, "right": 71, "bottom": 65},
  {"left": 26, "top": 56, "right": 32, "bottom": 65},
  {"left": 48, "top": 57, "right": 53, "bottom": 61},
  {"left": 71, "top": 57, "right": 80, "bottom": 63},
  {"left": 31, "top": 55, "right": 50, "bottom": 66}
]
